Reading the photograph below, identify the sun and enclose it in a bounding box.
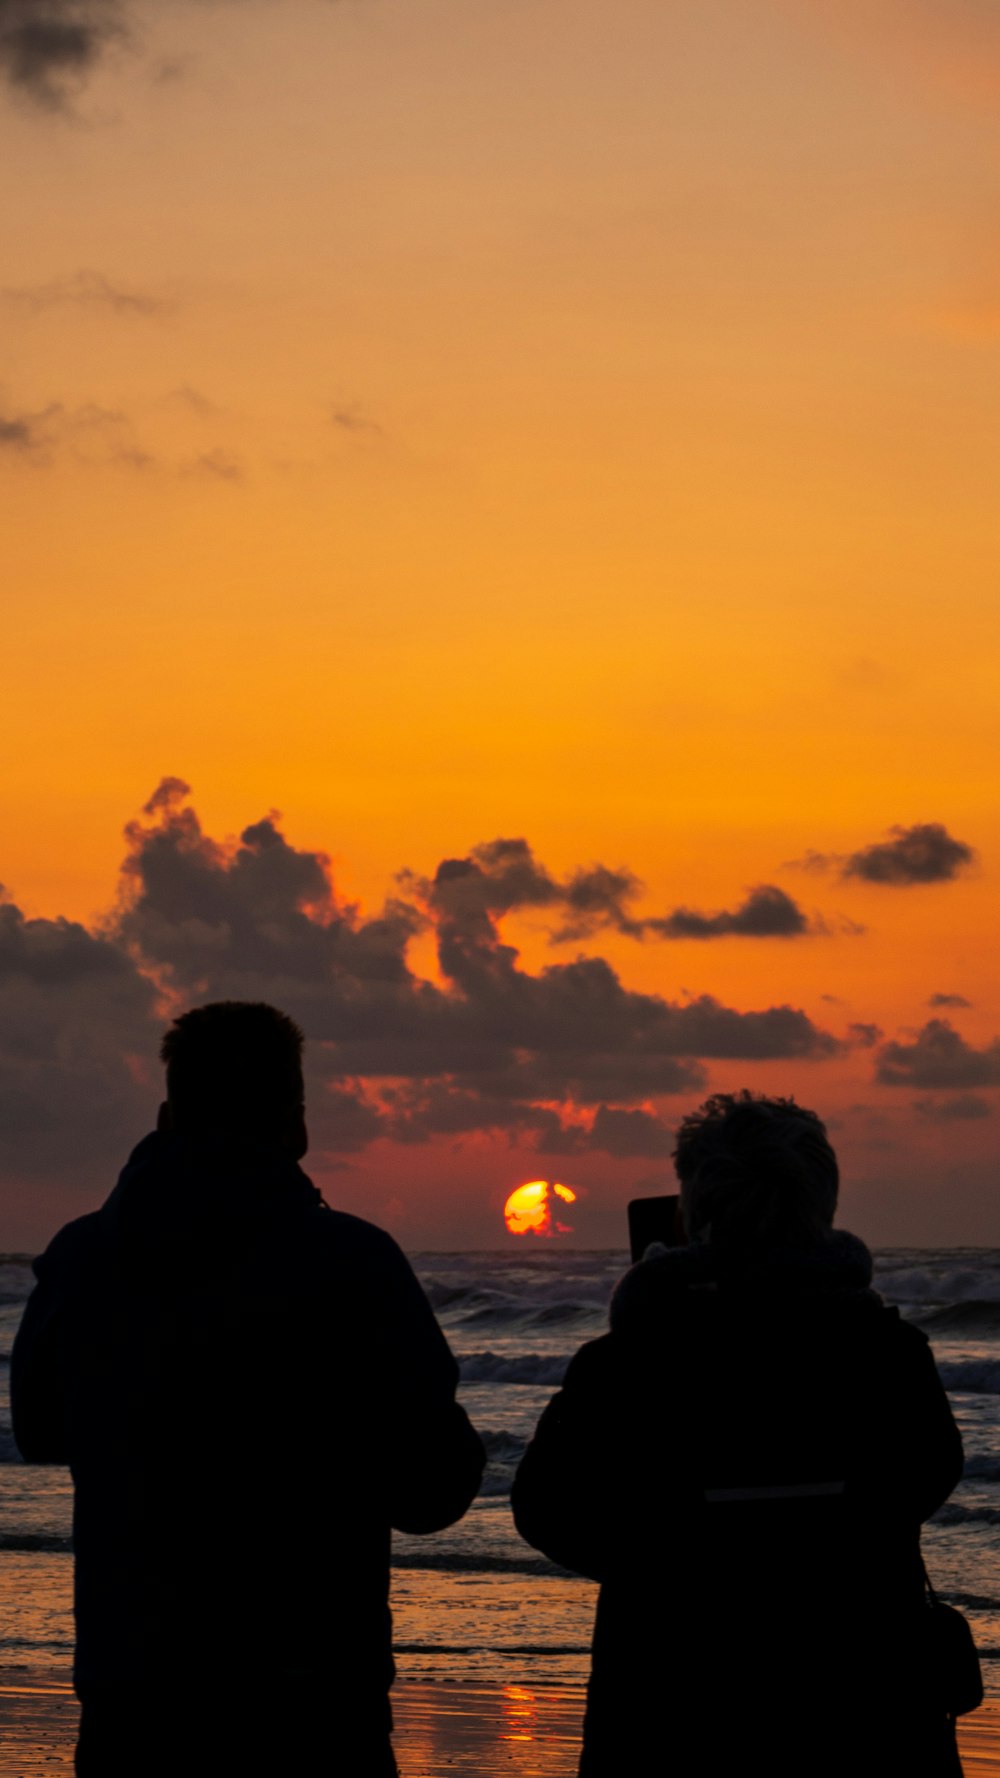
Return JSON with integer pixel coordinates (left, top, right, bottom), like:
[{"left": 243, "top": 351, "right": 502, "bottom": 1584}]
[{"left": 503, "top": 1180, "right": 577, "bottom": 1238}]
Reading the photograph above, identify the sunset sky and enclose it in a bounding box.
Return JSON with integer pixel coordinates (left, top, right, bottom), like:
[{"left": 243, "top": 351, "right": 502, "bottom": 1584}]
[{"left": 1, "top": 0, "right": 998, "bottom": 1249}]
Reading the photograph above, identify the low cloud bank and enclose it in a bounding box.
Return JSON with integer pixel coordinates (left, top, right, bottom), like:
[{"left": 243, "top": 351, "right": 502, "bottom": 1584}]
[{"left": 1, "top": 781, "right": 844, "bottom": 1205}]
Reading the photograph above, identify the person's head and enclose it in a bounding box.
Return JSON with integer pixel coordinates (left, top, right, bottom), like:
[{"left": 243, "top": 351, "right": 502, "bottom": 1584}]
[
  {"left": 673, "top": 1090, "right": 838, "bottom": 1251},
  {"left": 159, "top": 1001, "right": 307, "bottom": 1158}
]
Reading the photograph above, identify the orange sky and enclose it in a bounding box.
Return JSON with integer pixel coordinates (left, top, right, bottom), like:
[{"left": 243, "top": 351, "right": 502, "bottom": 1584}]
[{"left": 1, "top": 0, "right": 998, "bottom": 1248}]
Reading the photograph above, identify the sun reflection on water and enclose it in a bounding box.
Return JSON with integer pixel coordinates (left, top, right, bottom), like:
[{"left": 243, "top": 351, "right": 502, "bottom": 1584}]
[{"left": 502, "top": 1682, "right": 539, "bottom": 1743}]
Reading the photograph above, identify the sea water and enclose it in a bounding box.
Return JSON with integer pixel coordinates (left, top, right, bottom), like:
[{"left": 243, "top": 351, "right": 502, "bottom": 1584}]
[{"left": 2, "top": 1249, "right": 1000, "bottom": 1691}]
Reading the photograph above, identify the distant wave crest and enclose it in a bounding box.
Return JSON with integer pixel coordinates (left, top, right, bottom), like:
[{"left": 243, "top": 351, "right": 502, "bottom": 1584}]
[
  {"left": 938, "top": 1359, "right": 1000, "bottom": 1395},
  {"left": 458, "top": 1352, "right": 569, "bottom": 1385}
]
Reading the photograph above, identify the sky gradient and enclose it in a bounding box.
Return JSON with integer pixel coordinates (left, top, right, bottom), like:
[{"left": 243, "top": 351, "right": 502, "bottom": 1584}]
[{"left": 1, "top": 0, "right": 998, "bottom": 1249}]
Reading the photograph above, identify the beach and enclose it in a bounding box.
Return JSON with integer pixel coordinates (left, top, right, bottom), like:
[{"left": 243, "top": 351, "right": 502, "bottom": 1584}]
[
  {"left": 0, "top": 1672, "right": 587, "bottom": 1775},
  {"left": 6, "top": 1248, "right": 1000, "bottom": 1773},
  {"left": 2, "top": 1673, "right": 999, "bottom": 1775}
]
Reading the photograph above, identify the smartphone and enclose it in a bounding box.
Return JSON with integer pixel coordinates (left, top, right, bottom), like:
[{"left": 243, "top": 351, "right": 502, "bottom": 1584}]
[{"left": 627, "top": 1193, "right": 684, "bottom": 1263}]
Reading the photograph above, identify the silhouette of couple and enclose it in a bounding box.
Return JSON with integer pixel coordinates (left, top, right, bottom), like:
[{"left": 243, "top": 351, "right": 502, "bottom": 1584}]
[{"left": 13, "top": 1002, "right": 968, "bottom": 1776}]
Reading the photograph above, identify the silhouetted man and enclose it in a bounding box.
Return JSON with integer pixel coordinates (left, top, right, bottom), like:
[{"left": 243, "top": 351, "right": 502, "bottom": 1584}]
[
  {"left": 12, "top": 1001, "right": 485, "bottom": 1775},
  {"left": 512, "top": 1092, "right": 965, "bottom": 1777}
]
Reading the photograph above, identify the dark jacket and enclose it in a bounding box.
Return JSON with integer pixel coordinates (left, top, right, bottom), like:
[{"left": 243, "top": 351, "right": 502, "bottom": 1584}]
[
  {"left": 12, "top": 1131, "right": 485, "bottom": 1716},
  {"left": 512, "top": 1233, "right": 964, "bottom": 1778}
]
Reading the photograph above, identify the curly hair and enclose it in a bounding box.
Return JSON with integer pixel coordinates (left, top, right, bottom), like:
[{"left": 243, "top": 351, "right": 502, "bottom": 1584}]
[{"left": 673, "top": 1089, "right": 839, "bottom": 1249}]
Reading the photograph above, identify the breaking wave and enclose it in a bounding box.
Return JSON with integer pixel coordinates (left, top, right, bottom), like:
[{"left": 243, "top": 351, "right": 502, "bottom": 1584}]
[{"left": 915, "top": 1302, "right": 1000, "bottom": 1338}]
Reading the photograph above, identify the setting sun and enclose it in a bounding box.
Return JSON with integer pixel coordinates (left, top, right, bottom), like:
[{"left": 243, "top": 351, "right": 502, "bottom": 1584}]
[{"left": 503, "top": 1180, "right": 577, "bottom": 1238}]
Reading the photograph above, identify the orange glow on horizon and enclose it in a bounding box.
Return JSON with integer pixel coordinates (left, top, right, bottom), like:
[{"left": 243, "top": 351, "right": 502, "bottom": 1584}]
[{"left": 503, "top": 1180, "right": 577, "bottom": 1238}]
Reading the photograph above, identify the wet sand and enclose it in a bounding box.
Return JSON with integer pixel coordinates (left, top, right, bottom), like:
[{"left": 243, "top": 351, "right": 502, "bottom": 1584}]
[
  {"left": 1, "top": 1674, "right": 998, "bottom": 1775},
  {"left": 0, "top": 1673, "right": 585, "bottom": 1776}
]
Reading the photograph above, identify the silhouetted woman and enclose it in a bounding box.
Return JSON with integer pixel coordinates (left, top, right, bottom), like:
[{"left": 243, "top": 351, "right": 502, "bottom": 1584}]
[{"left": 512, "top": 1092, "right": 965, "bottom": 1777}]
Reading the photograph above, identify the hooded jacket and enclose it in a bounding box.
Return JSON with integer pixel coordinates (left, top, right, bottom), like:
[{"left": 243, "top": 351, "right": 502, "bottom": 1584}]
[
  {"left": 512, "top": 1233, "right": 964, "bottom": 1778},
  {"left": 12, "top": 1131, "right": 485, "bottom": 1715}
]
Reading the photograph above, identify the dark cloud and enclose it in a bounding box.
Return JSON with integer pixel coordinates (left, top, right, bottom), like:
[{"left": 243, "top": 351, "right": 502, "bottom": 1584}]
[
  {"left": 929, "top": 993, "right": 972, "bottom": 1009},
  {"left": 0, "top": 888, "right": 156, "bottom": 1183},
  {"left": 310, "top": 1080, "right": 386, "bottom": 1153},
  {"left": 847, "top": 1022, "right": 882, "bottom": 1049},
  {"left": 913, "top": 1095, "right": 993, "bottom": 1123},
  {"left": 845, "top": 824, "right": 975, "bottom": 885},
  {"left": 875, "top": 1020, "right": 1000, "bottom": 1089},
  {"left": 801, "top": 824, "right": 976, "bottom": 886},
  {"left": 0, "top": 0, "right": 125, "bottom": 109},
  {"left": 2, "top": 269, "right": 172, "bottom": 317},
  {"left": 0, "top": 413, "right": 38, "bottom": 449},
  {"left": 583, "top": 1104, "right": 675, "bottom": 1159},
  {"left": 409, "top": 842, "right": 820, "bottom": 946},
  {"left": 551, "top": 863, "right": 642, "bottom": 940},
  {"left": 117, "top": 781, "right": 838, "bottom": 1102},
  {"left": 411, "top": 838, "right": 562, "bottom": 923},
  {"left": 0, "top": 782, "right": 846, "bottom": 1229},
  {"left": 382, "top": 1084, "right": 676, "bottom": 1159},
  {"left": 0, "top": 0, "right": 299, "bottom": 111},
  {"left": 643, "top": 884, "right": 811, "bottom": 941}
]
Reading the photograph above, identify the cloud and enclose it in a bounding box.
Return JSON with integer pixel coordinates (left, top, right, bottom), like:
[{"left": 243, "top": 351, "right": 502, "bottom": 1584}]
[
  {"left": 0, "top": 0, "right": 340, "bottom": 112},
  {"left": 875, "top": 1020, "right": 1000, "bottom": 1089},
  {"left": 845, "top": 824, "right": 976, "bottom": 885},
  {"left": 0, "top": 395, "right": 245, "bottom": 479},
  {"left": 185, "top": 449, "right": 246, "bottom": 484},
  {"left": 330, "top": 402, "right": 385, "bottom": 439},
  {"left": 642, "top": 884, "right": 811, "bottom": 940},
  {"left": 116, "top": 780, "right": 839, "bottom": 1101},
  {"left": 800, "top": 823, "right": 976, "bottom": 886},
  {"left": 913, "top": 1095, "right": 993, "bottom": 1123},
  {"left": 2, "top": 269, "right": 172, "bottom": 317},
  {"left": 0, "top": 0, "right": 125, "bottom": 109},
  {"left": 0, "top": 412, "right": 40, "bottom": 449},
  {"left": 407, "top": 841, "right": 821, "bottom": 947},
  {"left": 382, "top": 1084, "right": 677, "bottom": 1159},
  {"left": 169, "top": 385, "right": 225, "bottom": 418},
  {"left": 929, "top": 993, "right": 972, "bottom": 1009},
  {"left": 847, "top": 1022, "right": 882, "bottom": 1049},
  {"left": 582, "top": 1104, "right": 675, "bottom": 1159},
  {"left": 0, "top": 886, "right": 157, "bottom": 1185},
  {"left": 0, "top": 782, "right": 846, "bottom": 1228},
  {"left": 0, "top": 399, "right": 154, "bottom": 468}
]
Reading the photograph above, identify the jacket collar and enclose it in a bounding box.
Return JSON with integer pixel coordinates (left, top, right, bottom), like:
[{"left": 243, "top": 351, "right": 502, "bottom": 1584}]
[
  {"left": 99, "top": 1128, "right": 323, "bottom": 1256},
  {"left": 610, "top": 1229, "right": 876, "bottom": 1332}
]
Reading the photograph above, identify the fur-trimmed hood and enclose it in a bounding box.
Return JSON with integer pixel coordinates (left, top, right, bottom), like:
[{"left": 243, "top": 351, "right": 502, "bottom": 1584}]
[{"left": 610, "top": 1229, "right": 876, "bottom": 1333}]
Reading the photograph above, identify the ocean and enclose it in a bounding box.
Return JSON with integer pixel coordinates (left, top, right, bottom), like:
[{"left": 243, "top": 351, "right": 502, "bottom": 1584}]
[{"left": 2, "top": 1247, "right": 1000, "bottom": 1694}]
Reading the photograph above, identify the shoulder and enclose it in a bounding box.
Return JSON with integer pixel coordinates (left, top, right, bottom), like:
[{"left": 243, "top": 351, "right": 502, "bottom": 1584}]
[
  {"left": 32, "top": 1212, "right": 107, "bottom": 1284},
  {"left": 844, "top": 1294, "right": 929, "bottom": 1346},
  {"left": 299, "top": 1204, "right": 426, "bottom": 1295},
  {"left": 560, "top": 1334, "right": 618, "bottom": 1392},
  {"left": 306, "top": 1204, "right": 409, "bottom": 1266},
  {"left": 867, "top": 1301, "right": 939, "bottom": 1365}
]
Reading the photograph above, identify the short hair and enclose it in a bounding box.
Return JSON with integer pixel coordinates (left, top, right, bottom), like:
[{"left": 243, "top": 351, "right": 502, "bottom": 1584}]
[
  {"left": 161, "top": 1001, "right": 304, "bottom": 1137},
  {"left": 673, "top": 1090, "right": 839, "bottom": 1249}
]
